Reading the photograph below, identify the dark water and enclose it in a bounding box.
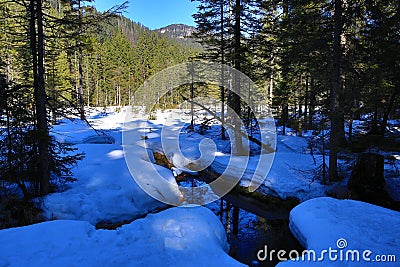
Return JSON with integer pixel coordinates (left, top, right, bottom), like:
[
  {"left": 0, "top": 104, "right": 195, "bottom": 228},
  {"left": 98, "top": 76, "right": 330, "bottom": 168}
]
[
  {"left": 179, "top": 177, "right": 304, "bottom": 267},
  {"left": 208, "top": 200, "right": 303, "bottom": 267}
]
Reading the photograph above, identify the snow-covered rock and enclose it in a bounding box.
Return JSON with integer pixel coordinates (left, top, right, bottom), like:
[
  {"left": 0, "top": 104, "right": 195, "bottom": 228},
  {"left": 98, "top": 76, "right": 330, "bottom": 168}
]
[{"left": 278, "top": 197, "right": 400, "bottom": 266}]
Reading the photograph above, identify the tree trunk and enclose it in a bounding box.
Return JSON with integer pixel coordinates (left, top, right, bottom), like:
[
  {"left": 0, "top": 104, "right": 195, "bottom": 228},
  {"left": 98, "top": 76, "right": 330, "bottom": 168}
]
[
  {"left": 308, "top": 77, "right": 315, "bottom": 129},
  {"left": 282, "top": 103, "right": 288, "bottom": 135},
  {"left": 329, "top": 0, "right": 343, "bottom": 182},
  {"left": 281, "top": 0, "right": 289, "bottom": 136},
  {"left": 30, "top": 0, "right": 50, "bottom": 195},
  {"left": 220, "top": 0, "right": 226, "bottom": 140},
  {"left": 77, "top": 0, "right": 85, "bottom": 119},
  {"left": 78, "top": 47, "right": 85, "bottom": 119},
  {"left": 86, "top": 56, "right": 90, "bottom": 107},
  {"left": 190, "top": 66, "right": 194, "bottom": 130},
  {"left": 231, "top": 0, "right": 244, "bottom": 155},
  {"left": 304, "top": 75, "right": 309, "bottom": 129},
  {"left": 348, "top": 153, "right": 393, "bottom": 208},
  {"left": 297, "top": 75, "right": 303, "bottom": 137},
  {"left": 232, "top": 206, "right": 239, "bottom": 235},
  {"left": 380, "top": 89, "right": 398, "bottom": 135}
]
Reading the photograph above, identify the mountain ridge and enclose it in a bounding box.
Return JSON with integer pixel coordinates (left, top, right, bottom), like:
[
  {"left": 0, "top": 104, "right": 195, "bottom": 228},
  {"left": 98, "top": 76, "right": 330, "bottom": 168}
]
[{"left": 155, "top": 24, "right": 196, "bottom": 39}]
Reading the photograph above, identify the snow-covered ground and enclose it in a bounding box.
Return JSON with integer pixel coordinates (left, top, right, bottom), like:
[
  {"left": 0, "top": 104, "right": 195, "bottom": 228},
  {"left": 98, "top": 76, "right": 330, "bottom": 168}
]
[
  {"left": 2, "top": 107, "right": 399, "bottom": 267},
  {"left": 145, "top": 109, "right": 328, "bottom": 201},
  {"left": 0, "top": 107, "right": 244, "bottom": 266},
  {"left": 277, "top": 197, "right": 400, "bottom": 266},
  {"left": 0, "top": 206, "right": 245, "bottom": 267},
  {"left": 42, "top": 107, "right": 181, "bottom": 224}
]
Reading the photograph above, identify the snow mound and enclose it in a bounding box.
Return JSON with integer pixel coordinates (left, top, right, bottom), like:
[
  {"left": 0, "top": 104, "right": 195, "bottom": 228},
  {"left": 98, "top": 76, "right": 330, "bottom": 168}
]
[
  {"left": 0, "top": 206, "right": 245, "bottom": 267},
  {"left": 278, "top": 197, "right": 400, "bottom": 266}
]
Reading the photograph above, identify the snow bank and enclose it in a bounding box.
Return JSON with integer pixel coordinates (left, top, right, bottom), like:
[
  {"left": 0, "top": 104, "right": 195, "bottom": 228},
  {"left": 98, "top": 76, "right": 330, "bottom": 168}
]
[
  {"left": 0, "top": 206, "right": 245, "bottom": 267},
  {"left": 278, "top": 197, "right": 400, "bottom": 266}
]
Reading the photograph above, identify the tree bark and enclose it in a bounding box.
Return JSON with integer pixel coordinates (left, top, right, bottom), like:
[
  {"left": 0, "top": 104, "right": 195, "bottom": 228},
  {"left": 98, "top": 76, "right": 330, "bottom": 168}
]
[
  {"left": 220, "top": 0, "right": 226, "bottom": 140},
  {"left": 329, "top": 0, "right": 343, "bottom": 182},
  {"left": 30, "top": 0, "right": 50, "bottom": 195},
  {"left": 77, "top": 0, "right": 85, "bottom": 119},
  {"left": 232, "top": 0, "right": 243, "bottom": 155},
  {"left": 380, "top": 89, "right": 398, "bottom": 135},
  {"left": 78, "top": 48, "right": 85, "bottom": 119}
]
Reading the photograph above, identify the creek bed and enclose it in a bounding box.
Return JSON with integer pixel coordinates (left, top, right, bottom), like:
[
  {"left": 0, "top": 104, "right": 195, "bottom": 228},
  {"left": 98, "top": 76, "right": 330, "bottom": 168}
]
[{"left": 179, "top": 177, "right": 304, "bottom": 267}]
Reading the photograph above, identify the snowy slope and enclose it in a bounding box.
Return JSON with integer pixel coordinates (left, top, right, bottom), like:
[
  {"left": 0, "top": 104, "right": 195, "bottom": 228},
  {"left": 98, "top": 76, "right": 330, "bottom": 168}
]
[{"left": 0, "top": 206, "right": 245, "bottom": 267}]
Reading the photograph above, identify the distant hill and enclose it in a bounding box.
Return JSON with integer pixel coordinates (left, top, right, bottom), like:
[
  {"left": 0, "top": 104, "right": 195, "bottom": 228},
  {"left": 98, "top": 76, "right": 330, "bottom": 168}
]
[{"left": 156, "top": 24, "right": 196, "bottom": 39}]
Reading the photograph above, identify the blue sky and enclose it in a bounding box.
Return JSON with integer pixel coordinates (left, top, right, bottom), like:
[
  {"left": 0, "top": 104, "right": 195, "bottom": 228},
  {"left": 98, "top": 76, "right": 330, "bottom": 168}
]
[{"left": 94, "top": 0, "right": 198, "bottom": 30}]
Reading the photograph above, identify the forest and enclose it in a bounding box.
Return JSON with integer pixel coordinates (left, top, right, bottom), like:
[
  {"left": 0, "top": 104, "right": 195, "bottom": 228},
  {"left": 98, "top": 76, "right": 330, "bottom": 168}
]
[
  {"left": 0, "top": 0, "right": 198, "bottom": 200},
  {"left": 192, "top": 0, "right": 399, "bottom": 181},
  {"left": 0, "top": 0, "right": 399, "bottom": 266}
]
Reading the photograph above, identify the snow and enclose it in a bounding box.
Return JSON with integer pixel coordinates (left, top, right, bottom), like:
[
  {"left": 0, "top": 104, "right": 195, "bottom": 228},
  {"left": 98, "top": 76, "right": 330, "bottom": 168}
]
[
  {"left": 41, "top": 144, "right": 175, "bottom": 224},
  {"left": 144, "top": 110, "right": 327, "bottom": 201},
  {"left": 211, "top": 151, "right": 327, "bottom": 201},
  {"left": 1, "top": 107, "right": 244, "bottom": 266},
  {"left": 278, "top": 197, "right": 400, "bottom": 266},
  {"left": 4, "top": 107, "right": 399, "bottom": 266},
  {"left": 42, "top": 107, "right": 181, "bottom": 224},
  {"left": 51, "top": 107, "right": 126, "bottom": 145},
  {"left": 0, "top": 206, "right": 245, "bottom": 267}
]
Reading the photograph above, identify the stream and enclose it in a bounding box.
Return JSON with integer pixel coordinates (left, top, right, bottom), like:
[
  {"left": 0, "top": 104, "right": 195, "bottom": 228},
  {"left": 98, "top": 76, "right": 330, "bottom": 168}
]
[{"left": 178, "top": 176, "right": 304, "bottom": 267}]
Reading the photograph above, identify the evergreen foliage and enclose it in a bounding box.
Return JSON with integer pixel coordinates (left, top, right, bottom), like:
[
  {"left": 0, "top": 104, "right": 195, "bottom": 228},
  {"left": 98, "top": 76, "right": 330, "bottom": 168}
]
[{"left": 0, "top": 0, "right": 199, "bottom": 200}]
